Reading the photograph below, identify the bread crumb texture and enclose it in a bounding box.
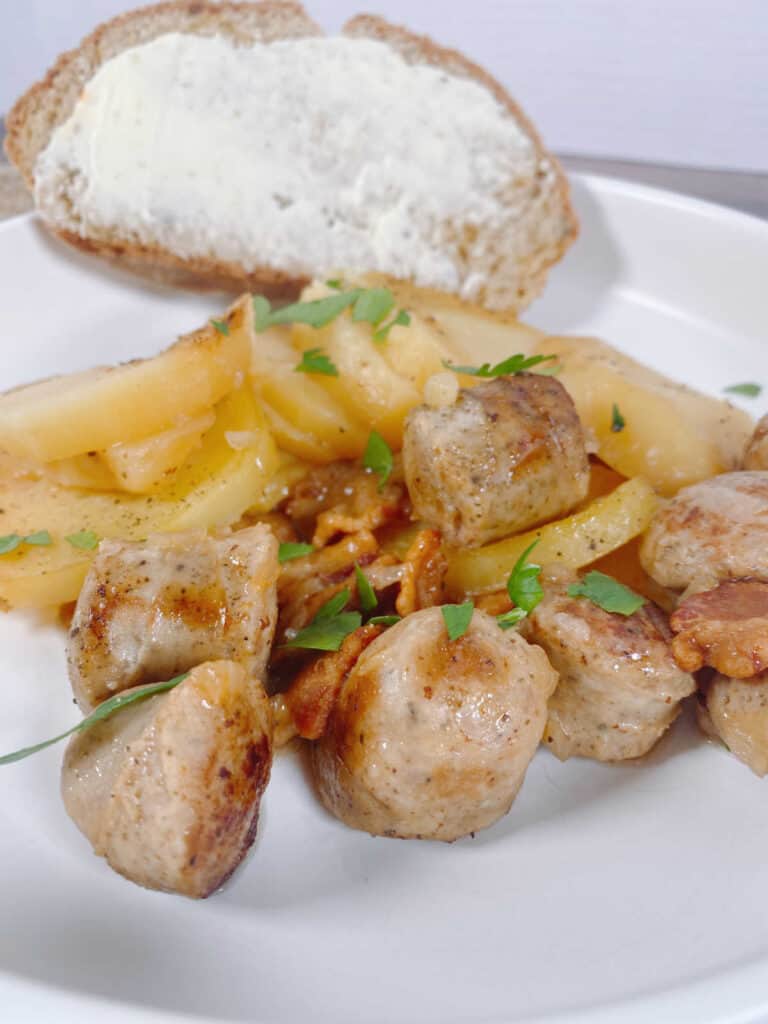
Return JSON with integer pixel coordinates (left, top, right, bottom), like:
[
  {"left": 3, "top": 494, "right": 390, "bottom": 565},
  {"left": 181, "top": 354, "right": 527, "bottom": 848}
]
[{"left": 34, "top": 33, "right": 562, "bottom": 306}]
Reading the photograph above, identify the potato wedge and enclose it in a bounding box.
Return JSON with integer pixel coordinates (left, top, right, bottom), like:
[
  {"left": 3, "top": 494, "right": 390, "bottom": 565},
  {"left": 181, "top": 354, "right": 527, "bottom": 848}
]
[
  {"left": 532, "top": 335, "right": 753, "bottom": 495},
  {"left": 445, "top": 477, "right": 658, "bottom": 597},
  {"left": 44, "top": 452, "right": 118, "bottom": 491},
  {"left": 0, "top": 298, "right": 251, "bottom": 462},
  {"left": 0, "top": 388, "right": 279, "bottom": 608},
  {"left": 101, "top": 411, "right": 215, "bottom": 493}
]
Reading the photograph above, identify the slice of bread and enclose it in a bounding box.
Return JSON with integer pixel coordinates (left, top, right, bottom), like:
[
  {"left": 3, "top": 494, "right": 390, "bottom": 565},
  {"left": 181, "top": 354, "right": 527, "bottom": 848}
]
[{"left": 5, "top": 1, "right": 577, "bottom": 311}]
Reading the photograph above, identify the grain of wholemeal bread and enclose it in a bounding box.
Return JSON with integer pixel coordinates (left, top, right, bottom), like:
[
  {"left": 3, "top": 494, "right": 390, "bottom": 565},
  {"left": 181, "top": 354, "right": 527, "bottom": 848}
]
[{"left": 5, "top": 1, "right": 578, "bottom": 310}]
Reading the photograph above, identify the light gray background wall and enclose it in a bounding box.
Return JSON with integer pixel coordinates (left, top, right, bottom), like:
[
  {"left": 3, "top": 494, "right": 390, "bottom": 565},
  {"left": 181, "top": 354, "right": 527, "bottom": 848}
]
[{"left": 1, "top": 0, "right": 765, "bottom": 171}]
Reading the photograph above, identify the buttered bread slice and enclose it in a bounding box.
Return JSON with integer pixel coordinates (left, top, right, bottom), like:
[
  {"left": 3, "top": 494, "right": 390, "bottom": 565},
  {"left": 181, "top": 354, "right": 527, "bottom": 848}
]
[{"left": 6, "top": 1, "right": 577, "bottom": 311}]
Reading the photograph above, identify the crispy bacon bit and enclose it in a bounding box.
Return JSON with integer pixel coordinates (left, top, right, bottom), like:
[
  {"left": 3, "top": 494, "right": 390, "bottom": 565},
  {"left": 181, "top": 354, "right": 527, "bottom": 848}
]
[
  {"left": 395, "top": 529, "right": 447, "bottom": 617},
  {"left": 283, "top": 459, "right": 409, "bottom": 547},
  {"left": 275, "top": 624, "right": 384, "bottom": 743},
  {"left": 670, "top": 578, "right": 768, "bottom": 678}
]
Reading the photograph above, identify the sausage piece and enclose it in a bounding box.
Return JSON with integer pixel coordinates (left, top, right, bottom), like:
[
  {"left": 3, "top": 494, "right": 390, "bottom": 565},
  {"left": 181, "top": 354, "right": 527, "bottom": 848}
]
[
  {"left": 61, "top": 660, "right": 273, "bottom": 898},
  {"left": 312, "top": 607, "right": 558, "bottom": 841},
  {"left": 699, "top": 672, "right": 768, "bottom": 777},
  {"left": 402, "top": 374, "right": 590, "bottom": 548}
]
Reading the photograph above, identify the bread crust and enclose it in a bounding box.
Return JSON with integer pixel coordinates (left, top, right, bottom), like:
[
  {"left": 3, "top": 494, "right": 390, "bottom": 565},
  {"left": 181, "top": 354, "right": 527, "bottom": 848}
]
[{"left": 6, "top": 3, "right": 577, "bottom": 310}]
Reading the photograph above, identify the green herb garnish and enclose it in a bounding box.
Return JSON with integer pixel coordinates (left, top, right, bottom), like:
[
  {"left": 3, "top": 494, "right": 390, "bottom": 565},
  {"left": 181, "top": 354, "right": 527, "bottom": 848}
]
[
  {"left": 278, "top": 541, "right": 315, "bottom": 564},
  {"left": 506, "top": 540, "right": 544, "bottom": 614},
  {"left": 65, "top": 530, "right": 100, "bottom": 551},
  {"left": 363, "top": 431, "right": 393, "bottom": 490},
  {"left": 374, "top": 309, "right": 411, "bottom": 342},
  {"left": 0, "top": 674, "right": 189, "bottom": 766},
  {"left": 369, "top": 615, "right": 401, "bottom": 627},
  {"left": 611, "top": 403, "right": 625, "bottom": 432},
  {"left": 354, "top": 563, "right": 378, "bottom": 613},
  {"left": 0, "top": 531, "right": 54, "bottom": 556},
  {"left": 295, "top": 347, "right": 339, "bottom": 377},
  {"left": 567, "top": 571, "right": 645, "bottom": 616},
  {"left": 325, "top": 279, "right": 343, "bottom": 290},
  {"left": 724, "top": 382, "right": 762, "bottom": 398},
  {"left": 443, "top": 353, "right": 557, "bottom": 378},
  {"left": 210, "top": 318, "right": 230, "bottom": 335},
  {"left": 441, "top": 602, "right": 474, "bottom": 641},
  {"left": 284, "top": 589, "right": 362, "bottom": 652},
  {"left": 352, "top": 288, "right": 395, "bottom": 326},
  {"left": 496, "top": 607, "right": 529, "bottom": 630}
]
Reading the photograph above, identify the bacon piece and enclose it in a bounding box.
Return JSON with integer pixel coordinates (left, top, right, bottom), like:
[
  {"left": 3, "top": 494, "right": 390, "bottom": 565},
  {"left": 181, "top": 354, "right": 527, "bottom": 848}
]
[
  {"left": 395, "top": 528, "right": 447, "bottom": 617},
  {"left": 670, "top": 578, "right": 768, "bottom": 678},
  {"left": 275, "top": 624, "right": 384, "bottom": 743}
]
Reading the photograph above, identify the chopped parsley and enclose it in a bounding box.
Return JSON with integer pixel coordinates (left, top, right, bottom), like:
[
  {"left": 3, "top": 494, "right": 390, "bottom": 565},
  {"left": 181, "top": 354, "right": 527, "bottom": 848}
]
[
  {"left": 443, "top": 353, "right": 557, "bottom": 378},
  {"left": 369, "top": 615, "right": 401, "bottom": 627},
  {"left": 611, "top": 403, "right": 625, "bottom": 433},
  {"left": 252, "top": 286, "right": 412, "bottom": 340},
  {"left": 325, "top": 279, "right": 344, "bottom": 290},
  {"left": 374, "top": 309, "right": 411, "bottom": 342},
  {"left": 278, "top": 541, "right": 315, "bottom": 564},
  {"left": 0, "top": 531, "right": 54, "bottom": 556},
  {"left": 496, "top": 607, "right": 529, "bottom": 630},
  {"left": 0, "top": 674, "right": 189, "bottom": 766},
  {"left": 363, "top": 431, "right": 393, "bottom": 490},
  {"left": 506, "top": 540, "right": 544, "bottom": 615},
  {"left": 724, "top": 382, "right": 762, "bottom": 398},
  {"left": 283, "top": 589, "right": 362, "bottom": 652},
  {"left": 294, "top": 347, "right": 339, "bottom": 377},
  {"left": 65, "top": 530, "right": 100, "bottom": 551},
  {"left": 210, "top": 318, "right": 230, "bottom": 335},
  {"left": 351, "top": 288, "right": 395, "bottom": 326},
  {"left": 567, "top": 571, "right": 645, "bottom": 616},
  {"left": 354, "top": 563, "right": 378, "bottom": 613},
  {"left": 441, "top": 601, "right": 474, "bottom": 641}
]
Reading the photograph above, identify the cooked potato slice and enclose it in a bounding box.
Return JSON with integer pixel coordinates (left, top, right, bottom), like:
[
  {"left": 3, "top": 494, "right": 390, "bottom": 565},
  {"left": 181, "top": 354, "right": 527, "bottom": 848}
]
[
  {"left": 0, "top": 297, "right": 251, "bottom": 462},
  {"left": 251, "top": 327, "right": 368, "bottom": 459},
  {"left": 0, "top": 389, "right": 279, "bottom": 608},
  {"left": 44, "top": 452, "right": 118, "bottom": 491},
  {"left": 101, "top": 411, "right": 215, "bottom": 493},
  {"left": 445, "top": 476, "right": 658, "bottom": 597},
  {"left": 532, "top": 335, "right": 753, "bottom": 495}
]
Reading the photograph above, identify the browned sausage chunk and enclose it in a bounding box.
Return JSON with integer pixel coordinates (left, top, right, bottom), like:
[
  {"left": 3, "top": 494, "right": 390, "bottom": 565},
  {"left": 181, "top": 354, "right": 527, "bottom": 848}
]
[
  {"left": 62, "top": 661, "right": 273, "bottom": 898},
  {"left": 67, "top": 526, "right": 279, "bottom": 710},
  {"left": 640, "top": 472, "right": 768, "bottom": 590},
  {"left": 522, "top": 572, "right": 694, "bottom": 761},
  {"left": 312, "top": 607, "right": 557, "bottom": 841},
  {"left": 402, "top": 374, "right": 590, "bottom": 548}
]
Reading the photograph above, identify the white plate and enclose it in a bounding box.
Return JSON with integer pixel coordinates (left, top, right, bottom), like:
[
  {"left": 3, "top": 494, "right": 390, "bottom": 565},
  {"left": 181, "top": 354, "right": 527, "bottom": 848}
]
[{"left": 1, "top": 174, "right": 767, "bottom": 1024}]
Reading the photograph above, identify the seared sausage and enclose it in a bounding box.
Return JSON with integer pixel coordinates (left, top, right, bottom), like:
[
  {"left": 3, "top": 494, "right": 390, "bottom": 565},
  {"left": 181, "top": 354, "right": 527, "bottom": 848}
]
[
  {"left": 312, "top": 606, "right": 558, "bottom": 841},
  {"left": 522, "top": 571, "right": 694, "bottom": 761},
  {"left": 67, "top": 526, "right": 278, "bottom": 710},
  {"left": 61, "top": 660, "right": 273, "bottom": 898},
  {"left": 402, "top": 374, "right": 590, "bottom": 548},
  {"left": 640, "top": 472, "right": 768, "bottom": 591}
]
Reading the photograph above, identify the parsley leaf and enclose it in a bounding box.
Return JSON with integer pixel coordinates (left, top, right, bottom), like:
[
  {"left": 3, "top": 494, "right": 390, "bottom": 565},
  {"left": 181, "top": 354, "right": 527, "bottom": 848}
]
[
  {"left": 0, "top": 534, "right": 22, "bottom": 555},
  {"left": 253, "top": 295, "right": 272, "bottom": 331},
  {"left": 611, "top": 403, "right": 625, "bottom": 432},
  {"left": 284, "top": 588, "right": 362, "bottom": 652},
  {"left": 724, "top": 382, "right": 762, "bottom": 398},
  {"left": 0, "top": 674, "right": 189, "bottom": 766},
  {"left": 374, "top": 309, "right": 411, "bottom": 343},
  {"left": 65, "top": 530, "right": 100, "bottom": 551},
  {"left": 363, "top": 431, "right": 393, "bottom": 490},
  {"left": 496, "top": 607, "right": 529, "bottom": 630},
  {"left": 506, "top": 540, "right": 544, "bottom": 614},
  {"left": 295, "top": 347, "right": 339, "bottom": 377},
  {"left": 443, "top": 353, "right": 557, "bottom": 378},
  {"left": 278, "top": 541, "right": 314, "bottom": 564},
  {"left": 0, "top": 531, "right": 54, "bottom": 555},
  {"left": 441, "top": 602, "right": 474, "bottom": 641},
  {"left": 325, "top": 278, "right": 343, "bottom": 290},
  {"left": 269, "top": 291, "right": 361, "bottom": 329},
  {"left": 24, "top": 530, "right": 52, "bottom": 547},
  {"left": 567, "top": 571, "right": 645, "bottom": 616},
  {"left": 210, "top": 318, "right": 230, "bottom": 335},
  {"left": 352, "top": 288, "right": 395, "bottom": 326},
  {"left": 354, "top": 563, "right": 378, "bottom": 613},
  {"left": 369, "top": 615, "right": 401, "bottom": 627}
]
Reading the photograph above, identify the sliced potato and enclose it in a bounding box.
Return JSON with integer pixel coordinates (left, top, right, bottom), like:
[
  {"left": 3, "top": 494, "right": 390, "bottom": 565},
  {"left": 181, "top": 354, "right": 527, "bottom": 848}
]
[
  {"left": 445, "top": 477, "right": 659, "bottom": 597},
  {"left": 0, "top": 388, "right": 279, "bottom": 608},
  {"left": 251, "top": 326, "right": 368, "bottom": 459},
  {"left": 44, "top": 452, "right": 118, "bottom": 491},
  {"left": 0, "top": 297, "right": 251, "bottom": 462},
  {"left": 102, "top": 411, "right": 215, "bottom": 493},
  {"left": 533, "top": 335, "right": 754, "bottom": 495}
]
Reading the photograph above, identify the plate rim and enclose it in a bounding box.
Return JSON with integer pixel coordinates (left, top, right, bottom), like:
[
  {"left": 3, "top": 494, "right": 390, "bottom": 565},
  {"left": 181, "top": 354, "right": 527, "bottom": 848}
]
[{"left": 1, "top": 172, "right": 767, "bottom": 1024}]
